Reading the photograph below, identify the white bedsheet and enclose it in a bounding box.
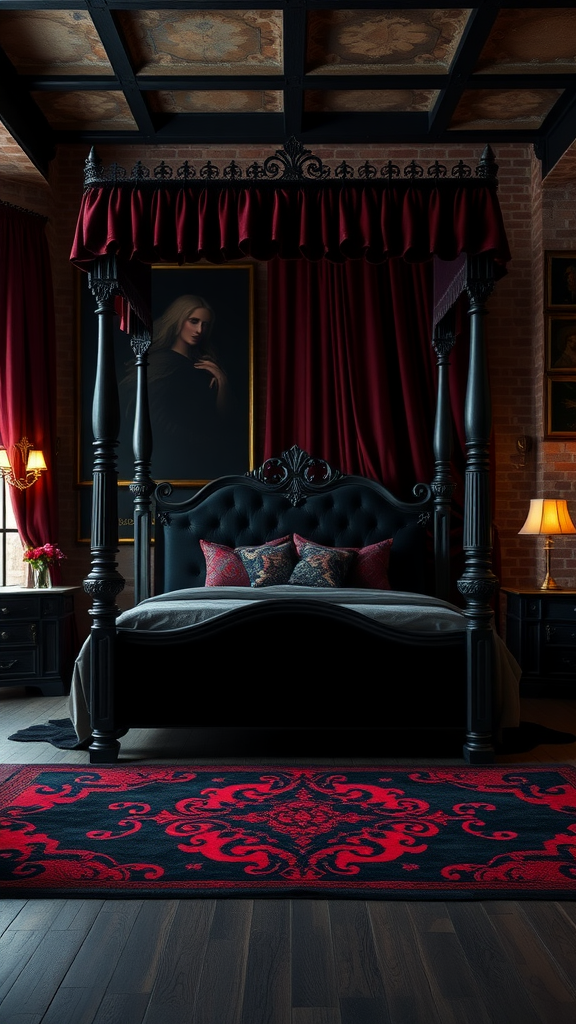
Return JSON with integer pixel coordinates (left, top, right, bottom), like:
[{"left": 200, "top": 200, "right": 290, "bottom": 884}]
[{"left": 69, "top": 586, "right": 521, "bottom": 743}]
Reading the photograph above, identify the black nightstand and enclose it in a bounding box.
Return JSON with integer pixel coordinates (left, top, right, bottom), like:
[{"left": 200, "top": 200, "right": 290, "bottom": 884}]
[
  {"left": 502, "top": 587, "right": 576, "bottom": 697},
  {"left": 0, "top": 587, "right": 79, "bottom": 696}
]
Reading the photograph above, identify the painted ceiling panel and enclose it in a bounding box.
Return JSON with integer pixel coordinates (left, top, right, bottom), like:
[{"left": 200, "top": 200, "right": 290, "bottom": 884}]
[
  {"left": 476, "top": 9, "right": 576, "bottom": 74},
  {"left": 0, "top": 10, "right": 113, "bottom": 75},
  {"left": 148, "top": 90, "right": 283, "bottom": 114},
  {"left": 450, "top": 89, "right": 564, "bottom": 131},
  {"left": 116, "top": 9, "right": 283, "bottom": 75},
  {"left": 304, "top": 89, "right": 438, "bottom": 113},
  {"left": 31, "top": 91, "right": 137, "bottom": 131},
  {"left": 305, "top": 8, "right": 471, "bottom": 75}
]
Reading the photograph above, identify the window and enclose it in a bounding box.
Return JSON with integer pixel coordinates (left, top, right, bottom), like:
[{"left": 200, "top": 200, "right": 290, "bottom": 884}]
[{"left": 0, "top": 478, "right": 26, "bottom": 587}]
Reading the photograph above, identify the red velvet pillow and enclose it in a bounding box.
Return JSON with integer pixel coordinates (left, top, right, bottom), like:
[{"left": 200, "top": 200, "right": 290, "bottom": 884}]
[
  {"left": 200, "top": 536, "right": 292, "bottom": 587},
  {"left": 293, "top": 534, "right": 393, "bottom": 590}
]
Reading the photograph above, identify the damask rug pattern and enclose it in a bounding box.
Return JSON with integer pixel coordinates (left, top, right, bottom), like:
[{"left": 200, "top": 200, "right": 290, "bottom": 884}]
[{"left": 1, "top": 764, "right": 575, "bottom": 899}]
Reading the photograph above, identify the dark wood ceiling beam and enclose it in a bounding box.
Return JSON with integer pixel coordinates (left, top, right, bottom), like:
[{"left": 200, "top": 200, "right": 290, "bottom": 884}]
[
  {"left": 27, "top": 0, "right": 575, "bottom": 8},
  {"left": 0, "top": 45, "right": 53, "bottom": 177},
  {"left": 85, "top": 1, "right": 156, "bottom": 138},
  {"left": 537, "top": 89, "right": 576, "bottom": 177},
  {"left": 428, "top": 5, "right": 502, "bottom": 137},
  {"left": 282, "top": 7, "right": 307, "bottom": 139},
  {"left": 23, "top": 72, "right": 576, "bottom": 92},
  {"left": 51, "top": 110, "right": 538, "bottom": 147}
]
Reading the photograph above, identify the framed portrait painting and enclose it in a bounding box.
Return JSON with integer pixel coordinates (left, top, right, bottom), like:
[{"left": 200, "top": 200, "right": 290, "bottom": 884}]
[
  {"left": 545, "top": 251, "right": 576, "bottom": 309},
  {"left": 546, "top": 377, "right": 576, "bottom": 438},
  {"left": 546, "top": 315, "right": 576, "bottom": 370},
  {"left": 77, "top": 263, "right": 255, "bottom": 540}
]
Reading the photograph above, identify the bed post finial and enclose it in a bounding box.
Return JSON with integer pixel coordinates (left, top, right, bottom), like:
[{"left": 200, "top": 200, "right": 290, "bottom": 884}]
[
  {"left": 476, "top": 145, "right": 498, "bottom": 183},
  {"left": 84, "top": 147, "right": 103, "bottom": 187}
]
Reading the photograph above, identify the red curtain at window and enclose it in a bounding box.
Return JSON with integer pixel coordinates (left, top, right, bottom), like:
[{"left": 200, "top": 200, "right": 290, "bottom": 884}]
[
  {"left": 0, "top": 203, "right": 59, "bottom": 566},
  {"left": 264, "top": 256, "right": 447, "bottom": 496}
]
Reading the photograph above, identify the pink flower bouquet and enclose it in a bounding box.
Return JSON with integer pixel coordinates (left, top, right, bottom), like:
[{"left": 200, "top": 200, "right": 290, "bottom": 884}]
[{"left": 23, "top": 543, "right": 66, "bottom": 571}]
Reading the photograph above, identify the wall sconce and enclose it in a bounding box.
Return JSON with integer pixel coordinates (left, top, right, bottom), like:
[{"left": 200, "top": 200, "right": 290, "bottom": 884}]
[
  {"left": 0, "top": 437, "right": 47, "bottom": 490},
  {"left": 518, "top": 498, "right": 576, "bottom": 590},
  {"left": 510, "top": 435, "right": 532, "bottom": 469}
]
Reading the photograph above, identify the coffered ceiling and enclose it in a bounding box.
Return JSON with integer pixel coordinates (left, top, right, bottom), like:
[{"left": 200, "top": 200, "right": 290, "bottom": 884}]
[{"left": 1, "top": 2, "right": 575, "bottom": 179}]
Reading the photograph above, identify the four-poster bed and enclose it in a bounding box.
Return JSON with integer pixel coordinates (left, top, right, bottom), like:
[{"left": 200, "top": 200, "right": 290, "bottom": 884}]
[{"left": 70, "top": 139, "right": 518, "bottom": 764}]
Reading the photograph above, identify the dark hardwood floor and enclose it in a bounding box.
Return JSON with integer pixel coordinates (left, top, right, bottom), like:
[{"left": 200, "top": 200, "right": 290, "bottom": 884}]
[{"left": 1, "top": 686, "right": 575, "bottom": 1024}]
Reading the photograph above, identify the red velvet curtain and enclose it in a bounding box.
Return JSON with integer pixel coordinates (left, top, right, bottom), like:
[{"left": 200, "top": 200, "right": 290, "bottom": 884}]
[
  {"left": 0, "top": 203, "right": 59, "bottom": 567},
  {"left": 264, "top": 257, "right": 448, "bottom": 497},
  {"left": 71, "top": 182, "right": 511, "bottom": 270}
]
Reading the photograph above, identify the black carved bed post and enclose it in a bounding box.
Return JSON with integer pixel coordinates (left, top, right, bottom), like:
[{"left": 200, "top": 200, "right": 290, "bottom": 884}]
[
  {"left": 129, "top": 328, "right": 154, "bottom": 603},
  {"left": 458, "top": 253, "right": 498, "bottom": 763},
  {"left": 431, "top": 311, "right": 456, "bottom": 602},
  {"left": 85, "top": 255, "right": 125, "bottom": 762}
]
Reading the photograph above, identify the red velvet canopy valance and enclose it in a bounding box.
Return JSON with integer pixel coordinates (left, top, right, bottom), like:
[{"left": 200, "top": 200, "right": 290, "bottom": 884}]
[{"left": 71, "top": 180, "right": 511, "bottom": 272}]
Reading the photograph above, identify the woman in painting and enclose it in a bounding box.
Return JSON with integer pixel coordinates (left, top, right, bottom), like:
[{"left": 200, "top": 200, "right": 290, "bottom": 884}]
[{"left": 122, "top": 294, "right": 233, "bottom": 481}]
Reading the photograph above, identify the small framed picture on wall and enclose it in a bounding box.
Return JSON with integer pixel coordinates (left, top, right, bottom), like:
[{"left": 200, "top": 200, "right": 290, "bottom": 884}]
[
  {"left": 546, "top": 315, "right": 576, "bottom": 370},
  {"left": 545, "top": 251, "right": 576, "bottom": 309},
  {"left": 546, "top": 376, "right": 576, "bottom": 438}
]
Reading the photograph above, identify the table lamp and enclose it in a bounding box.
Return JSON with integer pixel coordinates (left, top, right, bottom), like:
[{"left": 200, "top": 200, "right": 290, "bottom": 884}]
[{"left": 518, "top": 498, "right": 576, "bottom": 590}]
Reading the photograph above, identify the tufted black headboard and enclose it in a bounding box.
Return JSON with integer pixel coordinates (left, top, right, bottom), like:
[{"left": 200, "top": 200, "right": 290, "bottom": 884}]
[{"left": 153, "top": 447, "right": 432, "bottom": 596}]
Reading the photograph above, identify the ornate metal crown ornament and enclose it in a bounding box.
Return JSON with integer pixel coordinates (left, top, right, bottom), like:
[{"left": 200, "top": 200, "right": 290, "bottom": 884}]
[{"left": 84, "top": 138, "right": 498, "bottom": 189}]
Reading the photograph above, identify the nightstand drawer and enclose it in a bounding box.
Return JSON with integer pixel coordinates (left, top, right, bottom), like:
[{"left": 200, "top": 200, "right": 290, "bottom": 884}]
[
  {"left": 0, "top": 650, "right": 37, "bottom": 678},
  {"left": 0, "top": 597, "right": 40, "bottom": 619},
  {"left": 545, "top": 599, "right": 576, "bottom": 621},
  {"left": 543, "top": 648, "right": 576, "bottom": 674},
  {"left": 545, "top": 623, "right": 576, "bottom": 644},
  {"left": 0, "top": 623, "right": 38, "bottom": 646}
]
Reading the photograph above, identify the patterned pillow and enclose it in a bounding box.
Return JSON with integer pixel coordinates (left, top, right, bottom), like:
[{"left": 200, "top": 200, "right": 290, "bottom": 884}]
[
  {"left": 289, "top": 540, "right": 354, "bottom": 588},
  {"left": 200, "top": 539, "right": 250, "bottom": 586},
  {"left": 237, "top": 541, "right": 296, "bottom": 587},
  {"left": 200, "top": 536, "right": 291, "bottom": 587},
  {"left": 293, "top": 534, "right": 393, "bottom": 590}
]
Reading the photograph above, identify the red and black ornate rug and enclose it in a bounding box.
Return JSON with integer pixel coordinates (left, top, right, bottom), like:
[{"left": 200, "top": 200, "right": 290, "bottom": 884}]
[{"left": 1, "top": 763, "right": 576, "bottom": 899}]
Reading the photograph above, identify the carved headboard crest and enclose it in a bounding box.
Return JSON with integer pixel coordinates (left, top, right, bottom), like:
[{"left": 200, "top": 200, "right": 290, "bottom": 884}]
[{"left": 247, "top": 445, "right": 343, "bottom": 507}]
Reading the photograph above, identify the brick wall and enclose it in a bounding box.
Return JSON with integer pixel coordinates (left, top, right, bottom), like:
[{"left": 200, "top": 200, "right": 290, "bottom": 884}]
[{"left": 2, "top": 137, "right": 575, "bottom": 640}]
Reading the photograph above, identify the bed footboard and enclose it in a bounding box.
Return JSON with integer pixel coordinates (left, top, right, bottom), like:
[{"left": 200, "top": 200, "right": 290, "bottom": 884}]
[{"left": 87, "top": 601, "right": 467, "bottom": 762}]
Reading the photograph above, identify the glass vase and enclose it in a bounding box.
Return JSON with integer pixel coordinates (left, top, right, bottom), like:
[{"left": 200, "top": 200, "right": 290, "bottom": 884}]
[{"left": 33, "top": 564, "right": 52, "bottom": 589}]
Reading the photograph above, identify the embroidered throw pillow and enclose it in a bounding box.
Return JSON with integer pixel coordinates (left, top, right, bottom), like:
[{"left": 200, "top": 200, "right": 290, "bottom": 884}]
[
  {"left": 200, "top": 536, "right": 291, "bottom": 587},
  {"left": 292, "top": 534, "right": 393, "bottom": 590},
  {"left": 237, "top": 541, "right": 296, "bottom": 587},
  {"left": 289, "top": 540, "right": 354, "bottom": 588},
  {"left": 200, "top": 539, "right": 250, "bottom": 586}
]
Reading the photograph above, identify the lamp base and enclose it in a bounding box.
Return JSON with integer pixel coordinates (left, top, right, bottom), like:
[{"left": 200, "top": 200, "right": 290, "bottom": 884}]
[
  {"left": 540, "top": 537, "right": 562, "bottom": 590},
  {"left": 539, "top": 574, "right": 561, "bottom": 590}
]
